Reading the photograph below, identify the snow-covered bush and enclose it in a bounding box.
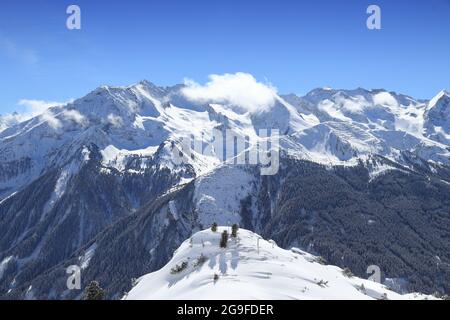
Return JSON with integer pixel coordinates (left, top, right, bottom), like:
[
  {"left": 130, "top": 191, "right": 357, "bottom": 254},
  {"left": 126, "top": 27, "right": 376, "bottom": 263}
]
[
  {"left": 193, "top": 254, "right": 207, "bottom": 268},
  {"left": 170, "top": 261, "right": 188, "bottom": 274},
  {"left": 316, "top": 279, "right": 329, "bottom": 287}
]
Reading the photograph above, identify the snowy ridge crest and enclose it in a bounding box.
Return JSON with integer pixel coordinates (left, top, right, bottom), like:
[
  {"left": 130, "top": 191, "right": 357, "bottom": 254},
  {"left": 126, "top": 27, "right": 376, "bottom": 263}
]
[{"left": 125, "top": 228, "right": 437, "bottom": 300}]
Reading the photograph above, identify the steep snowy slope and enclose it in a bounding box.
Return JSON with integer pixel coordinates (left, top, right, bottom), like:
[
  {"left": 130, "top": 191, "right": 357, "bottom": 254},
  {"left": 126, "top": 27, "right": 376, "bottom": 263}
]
[
  {"left": 125, "top": 228, "right": 435, "bottom": 300},
  {"left": 424, "top": 90, "right": 450, "bottom": 144}
]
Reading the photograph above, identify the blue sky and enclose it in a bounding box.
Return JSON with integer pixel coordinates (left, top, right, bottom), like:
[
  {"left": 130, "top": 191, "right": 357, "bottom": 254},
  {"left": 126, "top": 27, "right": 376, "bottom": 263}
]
[{"left": 0, "top": 0, "right": 449, "bottom": 114}]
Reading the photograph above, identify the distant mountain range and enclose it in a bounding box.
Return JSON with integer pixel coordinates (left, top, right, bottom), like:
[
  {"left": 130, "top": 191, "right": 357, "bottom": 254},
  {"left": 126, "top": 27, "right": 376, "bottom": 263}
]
[{"left": 0, "top": 79, "right": 449, "bottom": 299}]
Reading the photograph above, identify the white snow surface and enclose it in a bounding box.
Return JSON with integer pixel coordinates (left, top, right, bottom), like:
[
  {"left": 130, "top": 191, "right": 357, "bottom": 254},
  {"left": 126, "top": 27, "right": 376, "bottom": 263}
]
[
  {"left": 125, "top": 228, "right": 436, "bottom": 300},
  {"left": 194, "top": 165, "right": 256, "bottom": 228}
]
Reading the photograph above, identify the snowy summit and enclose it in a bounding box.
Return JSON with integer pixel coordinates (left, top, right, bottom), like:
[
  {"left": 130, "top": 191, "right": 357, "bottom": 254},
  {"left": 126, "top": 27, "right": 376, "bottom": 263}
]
[{"left": 124, "top": 227, "right": 435, "bottom": 300}]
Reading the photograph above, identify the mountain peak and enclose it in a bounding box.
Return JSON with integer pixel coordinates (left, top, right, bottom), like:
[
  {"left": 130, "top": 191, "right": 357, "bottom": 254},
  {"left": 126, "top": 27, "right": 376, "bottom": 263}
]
[
  {"left": 89, "top": 80, "right": 161, "bottom": 96},
  {"left": 135, "top": 79, "right": 158, "bottom": 89},
  {"left": 428, "top": 90, "right": 450, "bottom": 109}
]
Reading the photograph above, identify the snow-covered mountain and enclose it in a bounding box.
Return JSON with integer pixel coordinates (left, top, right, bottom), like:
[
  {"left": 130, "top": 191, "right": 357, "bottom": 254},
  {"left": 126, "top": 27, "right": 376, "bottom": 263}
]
[
  {"left": 1, "top": 79, "right": 449, "bottom": 200},
  {"left": 125, "top": 227, "right": 435, "bottom": 300},
  {"left": 283, "top": 88, "right": 450, "bottom": 165},
  {"left": 0, "top": 76, "right": 449, "bottom": 299}
]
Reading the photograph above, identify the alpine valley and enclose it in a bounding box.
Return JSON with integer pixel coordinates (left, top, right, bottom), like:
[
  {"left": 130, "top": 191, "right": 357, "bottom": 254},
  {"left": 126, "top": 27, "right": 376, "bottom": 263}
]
[{"left": 0, "top": 74, "right": 449, "bottom": 299}]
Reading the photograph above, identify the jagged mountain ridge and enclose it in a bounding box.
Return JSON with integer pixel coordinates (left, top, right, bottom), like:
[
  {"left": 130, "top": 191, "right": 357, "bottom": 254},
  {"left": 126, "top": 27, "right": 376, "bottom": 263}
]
[{"left": 1, "top": 81, "right": 449, "bottom": 196}]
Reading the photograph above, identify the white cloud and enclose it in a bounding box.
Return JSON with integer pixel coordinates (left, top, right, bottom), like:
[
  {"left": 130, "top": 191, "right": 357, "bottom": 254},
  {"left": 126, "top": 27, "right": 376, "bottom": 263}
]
[
  {"left": 0, "top": 113, "right": 21, "bottom": 132},
  {"left": 181, "top": 73, "right": 277, "bottom": 113},
  {"left": 18, "top": 99, "right": 63, "bottom": 118},
  {"left": 40, "top": 112, "right": 62, "bottom": 130},
  {"left": 106, "top": 114, "right": 124, "bottom": 127},
  {"left": 63, "top": 109, "right": 87, "bottom": 126},
  {"left": 0, "top": 100, "right": 70, "bottom": 132},
  {"left": 373, "top": 92, "right": 399, "bottom": 107},
  {"left": 335, "top": 95, "right": 369, "bottom": 113}
]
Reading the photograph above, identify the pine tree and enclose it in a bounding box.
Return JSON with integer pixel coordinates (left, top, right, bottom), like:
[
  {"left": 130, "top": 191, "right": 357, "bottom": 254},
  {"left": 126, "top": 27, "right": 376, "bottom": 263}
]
[
  {"left": 231, "top": 224, "right": 239, "bottom": 238},
  {"left": 220, "top": 230, "right": 228, "bottom": 248},
  {"left": 83, "top": 281, "right": 105, "bottom": 300},
  {"left": 211, "top": 222, "right": 218, "bottom": 232}
]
